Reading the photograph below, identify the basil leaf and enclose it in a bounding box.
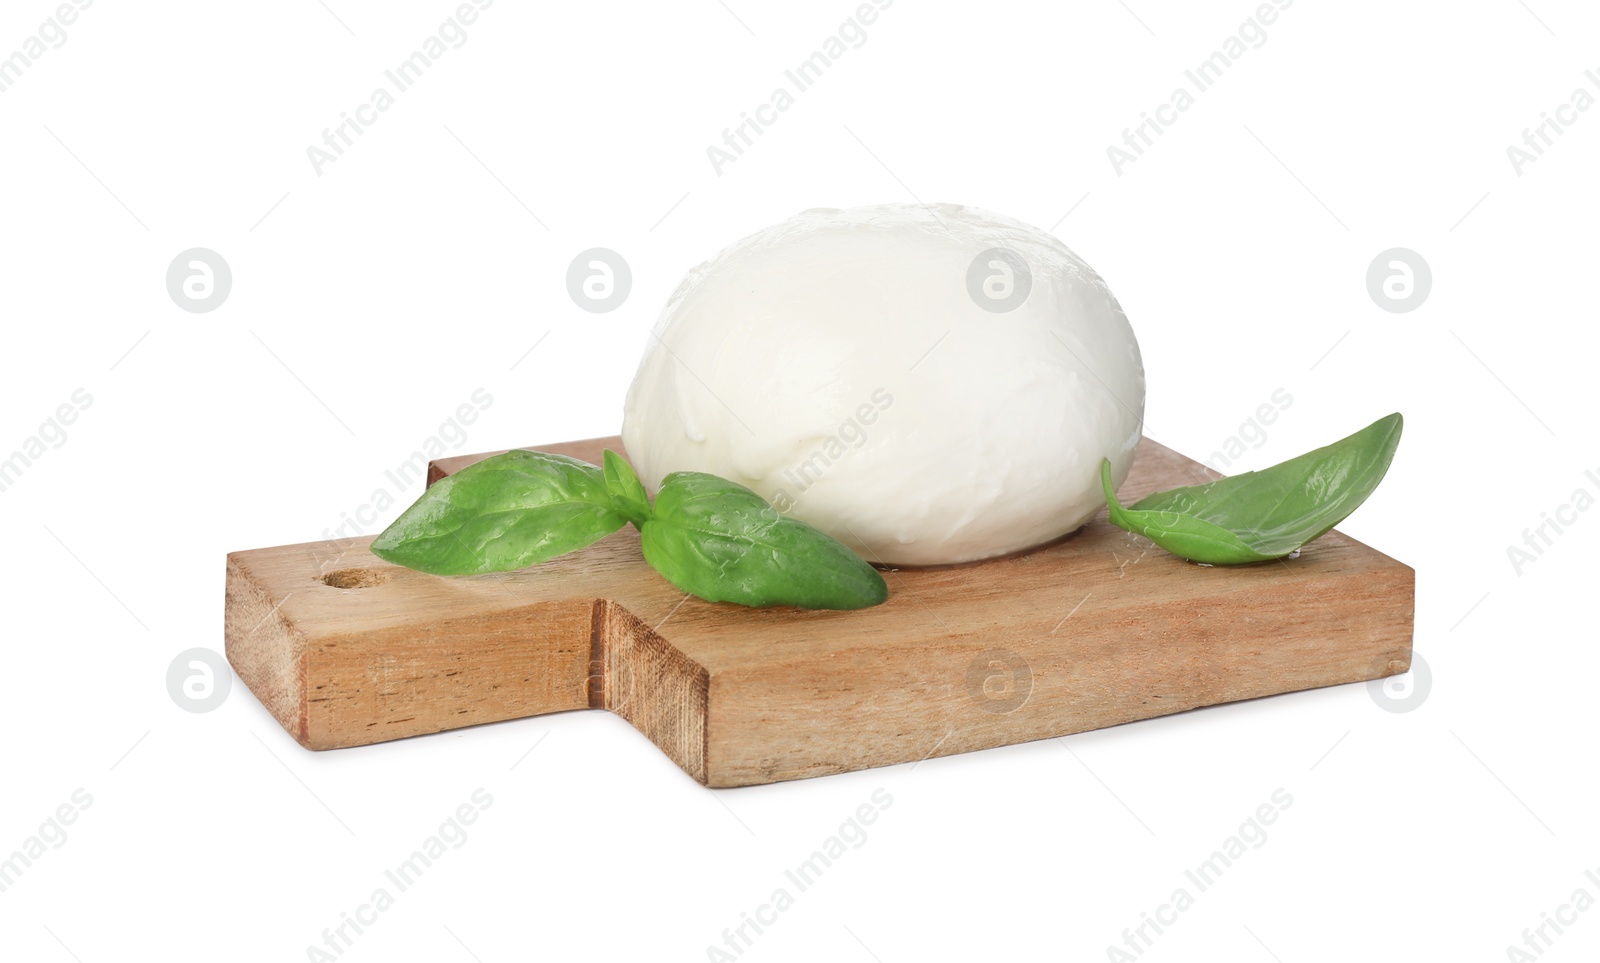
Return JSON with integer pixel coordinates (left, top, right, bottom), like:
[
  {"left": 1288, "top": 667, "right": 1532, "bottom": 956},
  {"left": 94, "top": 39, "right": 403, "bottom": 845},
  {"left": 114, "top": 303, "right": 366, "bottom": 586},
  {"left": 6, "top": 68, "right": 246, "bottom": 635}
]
[
  {"left": 371, "top": 449, "right": 627, "bottom": 575},
  {"left": 1102, "top": 412, "right": 1403, "bottom": 564},
  {"left": 640, "top": 472, "right": 888, "bottom": 610},
  {"left": 601, "top": 449, "right": 652, "bottom": 528}
]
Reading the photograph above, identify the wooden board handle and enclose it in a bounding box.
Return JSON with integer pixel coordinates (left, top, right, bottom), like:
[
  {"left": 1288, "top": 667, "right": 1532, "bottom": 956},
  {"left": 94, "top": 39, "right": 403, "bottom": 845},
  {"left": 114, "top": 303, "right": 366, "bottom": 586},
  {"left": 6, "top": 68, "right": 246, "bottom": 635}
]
[{"left": 226, "top": 553, "right": 709, "bottom": 779}]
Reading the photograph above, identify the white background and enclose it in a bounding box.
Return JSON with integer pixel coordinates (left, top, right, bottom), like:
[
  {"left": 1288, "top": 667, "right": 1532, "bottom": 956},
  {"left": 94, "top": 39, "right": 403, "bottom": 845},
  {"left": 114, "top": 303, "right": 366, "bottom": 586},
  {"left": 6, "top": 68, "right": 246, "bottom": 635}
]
[{"left": 2, "top": 0, "right": 1595, "bottom": 960}]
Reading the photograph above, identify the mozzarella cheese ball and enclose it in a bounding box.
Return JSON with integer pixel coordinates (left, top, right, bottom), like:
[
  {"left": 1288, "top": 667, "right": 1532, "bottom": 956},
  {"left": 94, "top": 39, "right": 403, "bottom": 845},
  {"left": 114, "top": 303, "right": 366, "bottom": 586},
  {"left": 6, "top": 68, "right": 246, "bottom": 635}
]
[{"left": 621, "top": 202, "right": 1145, "bottom": 566}]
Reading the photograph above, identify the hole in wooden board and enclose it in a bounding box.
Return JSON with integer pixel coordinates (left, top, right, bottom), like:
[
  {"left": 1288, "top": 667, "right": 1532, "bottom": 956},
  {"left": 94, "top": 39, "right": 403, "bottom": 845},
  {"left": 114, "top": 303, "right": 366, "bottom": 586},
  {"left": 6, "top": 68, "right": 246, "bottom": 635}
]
[{"left": 322, "top": 568, "right": 390, "bottom": 589}]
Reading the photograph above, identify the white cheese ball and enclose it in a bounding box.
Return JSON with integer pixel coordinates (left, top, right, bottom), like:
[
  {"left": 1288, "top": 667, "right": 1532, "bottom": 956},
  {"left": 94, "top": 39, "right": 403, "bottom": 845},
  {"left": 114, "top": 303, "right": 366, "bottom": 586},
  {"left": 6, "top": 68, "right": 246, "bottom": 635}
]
[{"left": 621, "top": 202, "right": 1145, "bottom": 567}]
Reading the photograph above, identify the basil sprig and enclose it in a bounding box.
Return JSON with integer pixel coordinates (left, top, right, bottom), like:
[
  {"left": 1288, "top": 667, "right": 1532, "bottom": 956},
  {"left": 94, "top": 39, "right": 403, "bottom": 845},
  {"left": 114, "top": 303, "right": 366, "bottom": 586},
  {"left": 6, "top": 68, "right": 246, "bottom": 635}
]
[
  {"left": 1100, "top": 412, "right": 1403, "bottom": 564},
  {"left": 370, "top": 448, "right": 888, "bottom": 610}
]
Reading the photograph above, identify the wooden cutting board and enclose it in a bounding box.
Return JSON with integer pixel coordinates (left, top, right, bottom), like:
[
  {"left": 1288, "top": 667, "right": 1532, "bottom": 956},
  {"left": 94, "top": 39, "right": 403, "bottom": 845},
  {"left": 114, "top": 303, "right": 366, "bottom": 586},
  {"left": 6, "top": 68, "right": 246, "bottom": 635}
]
[{"left": 224, "top": 435, "right": 1413, "bottom": 787}]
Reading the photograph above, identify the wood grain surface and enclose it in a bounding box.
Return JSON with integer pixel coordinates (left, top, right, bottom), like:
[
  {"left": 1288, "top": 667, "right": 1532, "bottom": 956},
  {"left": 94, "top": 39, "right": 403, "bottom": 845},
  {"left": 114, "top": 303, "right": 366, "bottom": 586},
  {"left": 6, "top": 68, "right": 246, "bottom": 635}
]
[{"left": 225, "top": 435, "right": 1414, "bottom": 787}]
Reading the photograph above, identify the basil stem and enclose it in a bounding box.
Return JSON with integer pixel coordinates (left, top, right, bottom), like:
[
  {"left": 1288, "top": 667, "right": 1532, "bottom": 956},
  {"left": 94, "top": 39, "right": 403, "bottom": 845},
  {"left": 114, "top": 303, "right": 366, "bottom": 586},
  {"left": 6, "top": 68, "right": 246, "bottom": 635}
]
[
  {"left": 640, "top": 472, "right": 889, "bottom": 610},
  {"left": 1101, "top": 412, "right": 1403, "bottom": 564},
  {"left": 370, "top": 450, "right": 627, "bottom": 576},
  {"left": 601, "top": 449, "right": 652, "bottom": 528}
]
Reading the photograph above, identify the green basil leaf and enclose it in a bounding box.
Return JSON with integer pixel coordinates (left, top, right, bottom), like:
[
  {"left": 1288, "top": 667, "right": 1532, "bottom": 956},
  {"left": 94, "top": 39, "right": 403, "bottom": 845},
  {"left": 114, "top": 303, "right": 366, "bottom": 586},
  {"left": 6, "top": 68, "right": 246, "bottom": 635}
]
[
  {"left": 640, "top": 472, "right": 888, "bottom": 610},
  {"left": 601, "top": 449, "right": 652, "bottom": 528},
  {"left": 371, "top": 449, "right": 627, "bottom": 575},
  {"left": 1102, "top": 412, "right": 1403, "bottom": 564}
]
